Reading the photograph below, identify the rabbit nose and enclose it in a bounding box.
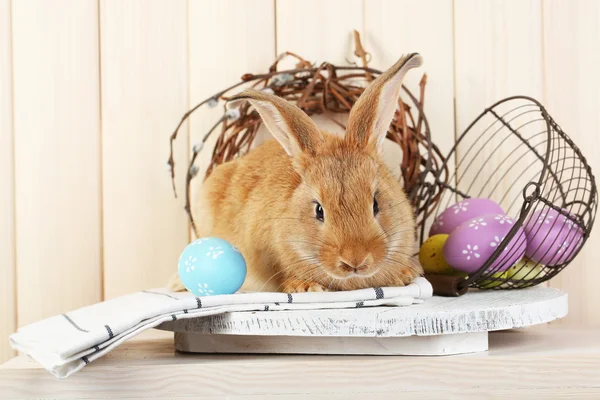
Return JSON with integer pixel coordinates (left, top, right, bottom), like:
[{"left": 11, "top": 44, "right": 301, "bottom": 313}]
[
  {"left": 339, "top": 254, "right": 373, "bottom": 273},
  {"left": 339, "top": 261, "right": 357, "bottom": 273}
]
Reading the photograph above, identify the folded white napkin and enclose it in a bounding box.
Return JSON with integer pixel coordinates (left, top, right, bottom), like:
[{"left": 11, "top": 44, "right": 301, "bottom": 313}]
[{"left": 9, "top": 277, "right": 432, "bottom": 379}]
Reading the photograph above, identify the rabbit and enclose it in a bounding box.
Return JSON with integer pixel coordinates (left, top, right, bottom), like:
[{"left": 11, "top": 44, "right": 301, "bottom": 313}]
[{"left": 167, "top": 53, "right": 424, "bottom": 293}]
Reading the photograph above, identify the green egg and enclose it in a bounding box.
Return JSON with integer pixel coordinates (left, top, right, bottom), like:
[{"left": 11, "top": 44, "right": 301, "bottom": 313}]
[
  {"left": 479, "top": 270, "right": 507, "bottom": 288},
  {"left": 448, "top": 270, "right": 469, "bottom": 278},
  {"left": 480, "top": 258, "right": 545, "bottom": 289}
]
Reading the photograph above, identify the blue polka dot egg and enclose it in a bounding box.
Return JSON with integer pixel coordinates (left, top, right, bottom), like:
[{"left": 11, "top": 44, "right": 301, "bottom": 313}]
[{"left": 178, "top": 237, "right": 247, "bottom": 296}]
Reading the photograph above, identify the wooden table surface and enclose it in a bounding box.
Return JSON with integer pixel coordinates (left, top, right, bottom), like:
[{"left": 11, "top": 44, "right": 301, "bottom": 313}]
[{"left": 1, "top": 326, "right": 599, "bottom": 399}]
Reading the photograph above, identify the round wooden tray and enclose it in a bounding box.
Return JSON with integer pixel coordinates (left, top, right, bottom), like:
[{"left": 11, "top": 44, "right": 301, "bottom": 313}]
[{"left": 157, "top": 286, "right": 567, "bottom": 356}]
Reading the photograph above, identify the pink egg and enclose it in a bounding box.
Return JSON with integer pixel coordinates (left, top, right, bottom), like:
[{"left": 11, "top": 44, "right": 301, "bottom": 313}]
[
  {"left": 443, "top": 213, "right": 527, "bottom": 274},
  {"left": 429, "top": 198, "right": 505, "bottom": 236},
  {"left": 524, "top": 208, "right": 584, "bottom": 266}
]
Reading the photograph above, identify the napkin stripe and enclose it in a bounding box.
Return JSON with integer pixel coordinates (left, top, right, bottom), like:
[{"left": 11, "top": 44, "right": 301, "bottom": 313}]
[
  {"left": 374, "top": 287, "right": 384, "bottom": 299},
  {"left": 287, "top": 294, "right": 293, "bottom": 303},
  {"left": 105, "top": 325, "right": 114, "bottom": 339},
  {"left": 82, "top": 356, "right": 89, "bottom": 364},
  {"left": 196, "top": 297, "right": 202, "bottom": 308},
  {"left": 62, "top": 314, "right": 89, "bottom": 333},
  {"left": 142, "top": 290, "right": 179, "bottom": 300},
  {"left": 356, "top": 301, "right": 364, "bottom": 308}
]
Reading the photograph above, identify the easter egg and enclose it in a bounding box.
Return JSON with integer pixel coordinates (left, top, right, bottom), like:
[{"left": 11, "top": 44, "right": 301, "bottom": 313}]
[
  {"left": 479, "top": 270, "right": 506, "bottom": 288},
  {"left": 429, "top": 198, "right": 505, "bottom": 236},
  {"left": 523, "top": 208, "right": 584, "bottom": 266},
  {"left": 419, "top": 234, "right": 456, "bottom": 274},
  {"left": 443, "top": 213, "right": 527, "bottom": 274},
  {"left": 480, "top": 258, "right": 545, "bottom": 289},
  {"left": 448, "top": 270, "right": 469, "bottom": 278},
  {"left": 504, "top": 258, "right": 545, "bottom": 281},
  {"left": 178, "top": 237, "right": 246, "bottom": 296}
]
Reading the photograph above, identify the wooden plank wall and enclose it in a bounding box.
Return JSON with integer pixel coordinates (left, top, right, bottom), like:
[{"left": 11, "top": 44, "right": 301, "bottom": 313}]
[
  {"left": 1, "top": 0, "right": 599, "bottom": 363},
  {"left": 365, "top": 0, "right": 455, "bottom": 157},
  {"left": 542, "top": 0, "right": 600, "bottom": 326},
  {"left": 453, "top": 1, "right": 544, "bottom": 219},
  {"left": 11, "top": 0, "right": 102, "bottom": 327},
  {"left": 99, "top": 0, "right": 189, "bottom": 299},
  {"left": 188, "top": 0, "right": 275, "bottom": 239},
  {"left": 0, "top": 0, "right": 15, "bottom": 362}
]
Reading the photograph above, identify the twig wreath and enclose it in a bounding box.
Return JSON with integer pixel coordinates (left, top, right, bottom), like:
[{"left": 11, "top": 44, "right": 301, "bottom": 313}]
[{"left": 167, "top": 31, "right": 448, "bottom": 234}]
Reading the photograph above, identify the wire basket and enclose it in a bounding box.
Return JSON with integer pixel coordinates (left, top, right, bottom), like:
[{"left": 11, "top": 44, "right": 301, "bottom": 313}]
[{"left": 419, "top": 96, "right": 598, "bottom": 290}]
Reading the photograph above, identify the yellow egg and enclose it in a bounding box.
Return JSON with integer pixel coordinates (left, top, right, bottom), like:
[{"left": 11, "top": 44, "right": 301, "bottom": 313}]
[
  {"left": 505, "top": 258, "right": 545, "bottom": 281},
  {"left": 419, "top": 234, "right": 456, "bottom": 275}
]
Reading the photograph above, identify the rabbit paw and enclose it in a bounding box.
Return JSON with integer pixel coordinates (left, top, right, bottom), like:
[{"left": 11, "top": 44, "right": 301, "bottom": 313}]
[
  {"left": 394, "top": 268, "right": 421, "bottom": 287},
  {"left": 284, "top": 279, "right": 329, "bottom": 293}
]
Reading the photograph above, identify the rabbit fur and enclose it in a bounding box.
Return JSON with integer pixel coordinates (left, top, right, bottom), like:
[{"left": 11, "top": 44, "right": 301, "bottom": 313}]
[{"left": 167, "top": 53, "right": 424, "bottom": 293}]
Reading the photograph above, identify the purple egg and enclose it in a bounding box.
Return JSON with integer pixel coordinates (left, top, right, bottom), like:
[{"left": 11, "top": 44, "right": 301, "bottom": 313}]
[
  {"left": 429, "top": 198, "right": 505, "bottom": 236},
  {"left": 443, "top": 213, "right": 527, "bottom": 274},
  {"left": 524, "top": 208, "right": 584, "bottom": 266}
]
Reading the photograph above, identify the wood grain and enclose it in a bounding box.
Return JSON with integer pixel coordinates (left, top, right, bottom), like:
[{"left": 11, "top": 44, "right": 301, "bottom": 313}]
[
  {"left": 273, "top": 0, "right": 364, "bottom": 136},
  {"left": 543, "top": 0, "right": 600, "bottom": 326},
  {"left": 454, "top": 0, "right": 544, "bottom": 115},
  {"left": 100, "top": 0, "right": 189, "bottom": 298},
  {"left": 364, "top": 0, "right": 456, "bottom": 221},
  {"left": 0, "top": 0, "right": 15, "bottom": 364},
  {"left": 188, "top": 0, "right": 276, "bottom": 238},
  {"left": 175, "top": 331, "right": 488, "bottom": 355},
  {"left": 275, "top": 0, "right": 362, "bottom": 66},
  {"left": 2, "top": 0, "right": 600, "bottom": 349},
  {"left": 364, "top": 0, "right": 455, "bottom": 155},
  {"left": 11, "top": 0, "right": 102, "bottom": 325},
  {"left": 452, "top": 0, "right": 545, "bottom": 217},
  {"left": 2, "top": 328, "right": 600, "bottom": 399},
  {"left": 159, "top": 286, "right": 567, "bottom": 337}
]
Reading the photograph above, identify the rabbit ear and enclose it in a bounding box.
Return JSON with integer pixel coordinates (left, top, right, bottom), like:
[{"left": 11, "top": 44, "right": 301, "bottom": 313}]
[
  {"left": 346, "top": 53, "right": 423, "bottom": 152},
  {"left": 227, "top": 89, "right": 324, "bottom": 156}
]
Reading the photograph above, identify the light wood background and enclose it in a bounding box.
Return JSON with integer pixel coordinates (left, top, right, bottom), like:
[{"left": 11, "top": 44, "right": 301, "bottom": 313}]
[
  {"left": 3, "top": 328, "right": 600, "bottom": 398},
  {"left": 1, "top": 0, "right": 599, "bottom": 363}
]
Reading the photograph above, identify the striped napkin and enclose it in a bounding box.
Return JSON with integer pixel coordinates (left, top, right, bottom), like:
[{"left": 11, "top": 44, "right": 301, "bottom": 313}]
[{"left": 9, "top": 277, "right": 432, "bottom": 379}]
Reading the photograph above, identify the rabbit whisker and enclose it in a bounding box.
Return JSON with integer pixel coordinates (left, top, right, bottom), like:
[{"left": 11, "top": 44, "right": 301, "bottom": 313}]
[{"left": 253, "top": 255, "right": 321, "bottom": 292}]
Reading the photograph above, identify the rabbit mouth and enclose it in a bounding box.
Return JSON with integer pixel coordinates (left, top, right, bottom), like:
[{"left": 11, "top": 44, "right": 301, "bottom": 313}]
[{"left": 327, "top": 266, "right": 380, "bottom": 280}]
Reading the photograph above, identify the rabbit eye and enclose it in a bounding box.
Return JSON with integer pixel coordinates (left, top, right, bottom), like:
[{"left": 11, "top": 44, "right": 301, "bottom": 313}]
[
  {"left": 314, "top": 202, "right": 324, "bottom": 222},
  {"left": 373, "top": 197, "right": 379, "bottom": 216}
]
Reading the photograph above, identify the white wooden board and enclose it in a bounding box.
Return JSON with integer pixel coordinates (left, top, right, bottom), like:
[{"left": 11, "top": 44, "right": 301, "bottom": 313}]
[
  {"left": 159, "top": 286, "right": 567, "bottom": 347},
  {"left": 161, "top": 287, "right": 566, "bottom": 355},
  {"left": 175, "top": 331, "right": 488, "bottom": 356}
]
